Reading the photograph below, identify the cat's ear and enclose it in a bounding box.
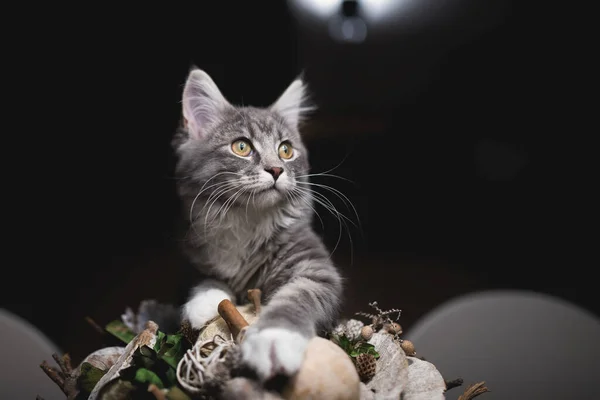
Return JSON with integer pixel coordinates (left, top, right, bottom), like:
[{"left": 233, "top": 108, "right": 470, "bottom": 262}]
[
  {"left": 270, "top": 76, "right": 314, "bottom": 130},
  {"left": 182, "top": 68, "right": 231, "bottom": 140}
]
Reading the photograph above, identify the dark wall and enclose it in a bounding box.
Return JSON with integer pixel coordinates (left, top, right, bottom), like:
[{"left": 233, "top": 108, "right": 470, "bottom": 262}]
[{"left": 3, "top": 1, "right": 588, "bottom": 362}]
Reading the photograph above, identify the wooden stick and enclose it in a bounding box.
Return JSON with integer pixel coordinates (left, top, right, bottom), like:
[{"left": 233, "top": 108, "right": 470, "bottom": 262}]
[
  {"left": 85, "top": 316, "right": 106, "bottom": 336},
  {"left": 218, "top": 299, "right": 249, "bottom": 341},
  {"left": 247, "top": 288, "right": 262, "bottom": 314}
]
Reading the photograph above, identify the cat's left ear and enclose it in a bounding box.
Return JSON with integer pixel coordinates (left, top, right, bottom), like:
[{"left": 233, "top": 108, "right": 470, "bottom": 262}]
[
  {"left": 270, "top": 76, "right": 314, "bottom": 130},
  {"left": 182, "top": 68, "right": 231, "bottom": 140}
]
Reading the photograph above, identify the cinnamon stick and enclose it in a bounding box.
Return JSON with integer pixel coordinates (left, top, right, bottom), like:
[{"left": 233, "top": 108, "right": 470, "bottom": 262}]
[
  {"left": 247, "top": 288, "right": 262, "bottom": 314},
  {"left": 218, "top": 299, "right": 249, "bottom": 340}
]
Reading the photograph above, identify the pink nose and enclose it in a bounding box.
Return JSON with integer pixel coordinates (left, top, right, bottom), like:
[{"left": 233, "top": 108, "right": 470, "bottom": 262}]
[{"left": 265, "top": 167, "right": 283, "bottom": 181}]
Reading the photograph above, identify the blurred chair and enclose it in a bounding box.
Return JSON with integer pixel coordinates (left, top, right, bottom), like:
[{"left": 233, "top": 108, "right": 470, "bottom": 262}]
[
  {"left": 405, "top": 290, "right": 600, "bottom": 399},
  {"left": 0, "top": 308, "right": 64, "bottom": 400}
]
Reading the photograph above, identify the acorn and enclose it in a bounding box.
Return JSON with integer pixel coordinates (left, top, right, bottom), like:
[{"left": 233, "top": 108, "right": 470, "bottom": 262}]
[
  {"left": 384, "top": 322, "right": 402, "bottom": 335},
  {"left": 360, "top": 325, "right": 374, "bottom": 341},
  {"left": 401, "top": 339, "right": 416, "bottom": 356},
  {"left": 355, "top": 353, "right": 377, "bottom": 381}
]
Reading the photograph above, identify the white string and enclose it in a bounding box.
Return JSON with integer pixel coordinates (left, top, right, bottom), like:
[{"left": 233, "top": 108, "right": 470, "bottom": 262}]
[{"left": 176, "top": 334, "right": 236, "bottom": 393}]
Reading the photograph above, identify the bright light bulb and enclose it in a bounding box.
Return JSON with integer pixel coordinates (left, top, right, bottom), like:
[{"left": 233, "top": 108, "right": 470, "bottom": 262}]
[{"left": 290, "top": 0, "right": 342, "bottom": 19}]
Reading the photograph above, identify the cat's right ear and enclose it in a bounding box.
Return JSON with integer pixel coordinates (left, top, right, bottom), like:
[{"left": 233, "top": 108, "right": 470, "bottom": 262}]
[{"left": 182, "top": 68, "right": 230, "bottom": 140}]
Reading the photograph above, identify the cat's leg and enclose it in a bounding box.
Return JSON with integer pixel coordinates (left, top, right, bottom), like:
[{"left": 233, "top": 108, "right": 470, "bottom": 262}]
[
  {"left": 182, "top": 279, "right": 235, "bottom": 330},
  {"left": 240, "top": 260, "right": 342, "bottom": 381}
]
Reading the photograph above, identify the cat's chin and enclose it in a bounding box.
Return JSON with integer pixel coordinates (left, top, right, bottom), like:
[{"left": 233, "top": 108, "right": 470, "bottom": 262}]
[{"left": 254, "top": 187, "right": 286, "bottom": 208}]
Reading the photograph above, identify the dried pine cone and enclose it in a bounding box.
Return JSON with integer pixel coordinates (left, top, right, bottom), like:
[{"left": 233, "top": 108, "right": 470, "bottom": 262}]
[
  {"left": 361, "top": 325, "right": 374, "bottom": 341},
  {"left": 355, "top": 353, "right": 377, "bottom": 381},
  {"left": 180, "top": 319, "right": 199, "bottom": 344},
  {"left": 345, "top": 319, "right": 364, "bottom": 341}
]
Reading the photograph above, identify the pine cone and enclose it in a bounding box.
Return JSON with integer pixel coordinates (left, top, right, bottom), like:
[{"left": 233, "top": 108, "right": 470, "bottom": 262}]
[
  {"left": 345, "top": 319, "right": 365, "bottom": 341},
  {"left": 355, "top": 353, "right": 377, "bottom": 381}
]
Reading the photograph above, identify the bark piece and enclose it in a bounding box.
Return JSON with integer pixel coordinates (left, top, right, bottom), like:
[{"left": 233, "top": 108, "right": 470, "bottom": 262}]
[
  {"left": 364, "top": 332, "right": 408, "bottom": 399},
  {"left": 401, "top": 357, "right": 446, "bottom": 400}
]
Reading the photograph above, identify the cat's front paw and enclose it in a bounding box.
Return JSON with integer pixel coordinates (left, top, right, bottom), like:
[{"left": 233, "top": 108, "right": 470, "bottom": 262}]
[
  {"left": 182, "top": 280, "right": 233, "bottom": 330},
  {"left": 240, "top": 327, "right": 309, "bottom": 382}
]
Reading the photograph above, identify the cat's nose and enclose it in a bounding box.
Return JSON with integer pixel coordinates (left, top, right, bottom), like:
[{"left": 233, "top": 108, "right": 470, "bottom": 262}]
[{"left": 265, "top": 167, "right": 283, "bottom": 181}]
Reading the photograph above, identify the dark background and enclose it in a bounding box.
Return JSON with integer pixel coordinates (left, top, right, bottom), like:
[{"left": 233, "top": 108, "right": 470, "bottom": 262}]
[{"left": 3, "top": 0, "right": 588, "bottom": 363}]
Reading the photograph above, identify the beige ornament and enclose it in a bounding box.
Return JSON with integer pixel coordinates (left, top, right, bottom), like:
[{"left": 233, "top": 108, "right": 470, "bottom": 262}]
[
  {"left": 401, "top": 340, "right": 416, "bottom": 356},
  {"left": 360, "top": 325, "right": 374, "bottom": 341},
  {"left": 283, "top": 337, "right": 361, "bottom": 400},
  {"left": 384, "top": 322, "right": 402, "bottom": 335}
]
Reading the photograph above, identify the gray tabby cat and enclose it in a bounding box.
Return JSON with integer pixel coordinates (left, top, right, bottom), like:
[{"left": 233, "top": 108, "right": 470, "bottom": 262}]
[{"left": 173, "top": 68, "right": 343, "bottom": 381}]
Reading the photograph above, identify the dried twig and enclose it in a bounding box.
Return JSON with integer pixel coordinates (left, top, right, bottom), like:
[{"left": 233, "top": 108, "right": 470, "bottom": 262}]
[
  {"left": 247, "top": 288, "right": 262, "bottom": 314},
  {"left": 445, "top": 378, "right": 464, "bottom": 391},
  {"left": 53, "top": 352, "right": 73, "bottom": 375},
  {"left": 458, "top": 381, "right": 490, "bottom": 400},
  {"left": 86, "top": 316, "right": 106, "bottom": 336},
  {"left": 40, "top": 361, "right": 64, "bottom": 387},
  {"left": 148, "top": 383, "right": 166, "bottom": 400},
  {"left": 40, "top": 353, "right": 79, "bottom": 399},
  {"left": 355, "top": 301, "right": 402, "bottom": 329}
]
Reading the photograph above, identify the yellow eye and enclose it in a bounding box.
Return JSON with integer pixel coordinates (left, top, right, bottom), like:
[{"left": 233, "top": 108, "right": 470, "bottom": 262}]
[
  {"left": 278, "top": 142, "right": 294, "bottom": 160},
  {"left": 231, "top": 139, "right": 252, "bottom": 157}
]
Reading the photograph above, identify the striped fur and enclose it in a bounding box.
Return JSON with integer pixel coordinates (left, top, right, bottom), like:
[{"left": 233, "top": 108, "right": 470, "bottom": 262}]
[{"left": 173, "top": 69, "right": 343, "bottom": 380}]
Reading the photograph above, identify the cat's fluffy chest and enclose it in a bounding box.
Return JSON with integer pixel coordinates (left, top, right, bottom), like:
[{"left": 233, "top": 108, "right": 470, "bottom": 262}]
[{"left": 189, "top": 203, "right": 297, "bottom": 289}]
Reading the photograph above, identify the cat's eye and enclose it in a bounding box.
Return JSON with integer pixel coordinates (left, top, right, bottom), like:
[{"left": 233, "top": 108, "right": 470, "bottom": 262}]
[
  {"left": 231, "top": 139, "right": 253, "bottom": 157},
  {"left": 278, "top": 142, "right": 294, "bottom": 160}
]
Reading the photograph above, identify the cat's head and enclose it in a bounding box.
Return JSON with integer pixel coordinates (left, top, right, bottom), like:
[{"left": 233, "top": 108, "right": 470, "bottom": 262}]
[{"left": 174, "top": 68, "right": 314, "bottom": 210}]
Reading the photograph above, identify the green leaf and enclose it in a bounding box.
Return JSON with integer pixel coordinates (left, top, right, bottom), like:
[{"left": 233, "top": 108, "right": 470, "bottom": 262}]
[
  {"left": 78, "top": 362, "right": 107, "bottom": 393},
  {"left": 156, "top": 333, "right": 187, "bottom": 369},
  {"left": 164, "top": 368, "right": 177, "bottom": 387},
  {"left": 134, "top": 368, "right": 164, "bottom": 389},
  {"left": 105, "top": 320, "right": 136, "bottom": 344},
  {"left": 132, "top": 345, "right": 158, "bottom": 370},
  {"left": 338, "top": 334, "right": 351, "bottom": 348},
  {"left": 368, "top": 348, "right": 380, "bottom": 359},
  {"left": 154, "top": 331, "right": 166, "bottom": 352},
  {"left": 97, "top": 378, "right": 137, "bottom": 400},
  {"left": 356, "top": 342, "right": 376, "bottom": 351},
  {"left": 350, "top": 350, "right": 359, "bottom": 357},
  {"left": 335, "top": 334, "right": 354, "bottom": 352}
]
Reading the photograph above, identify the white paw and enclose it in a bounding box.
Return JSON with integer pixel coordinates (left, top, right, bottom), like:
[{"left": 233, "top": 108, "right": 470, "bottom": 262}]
[
  {"left": 241, "top": 328, "right": 309, "bottom": 382},
  {"left": 182, "top": 280, "right": 233, "bottom": 330}
]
